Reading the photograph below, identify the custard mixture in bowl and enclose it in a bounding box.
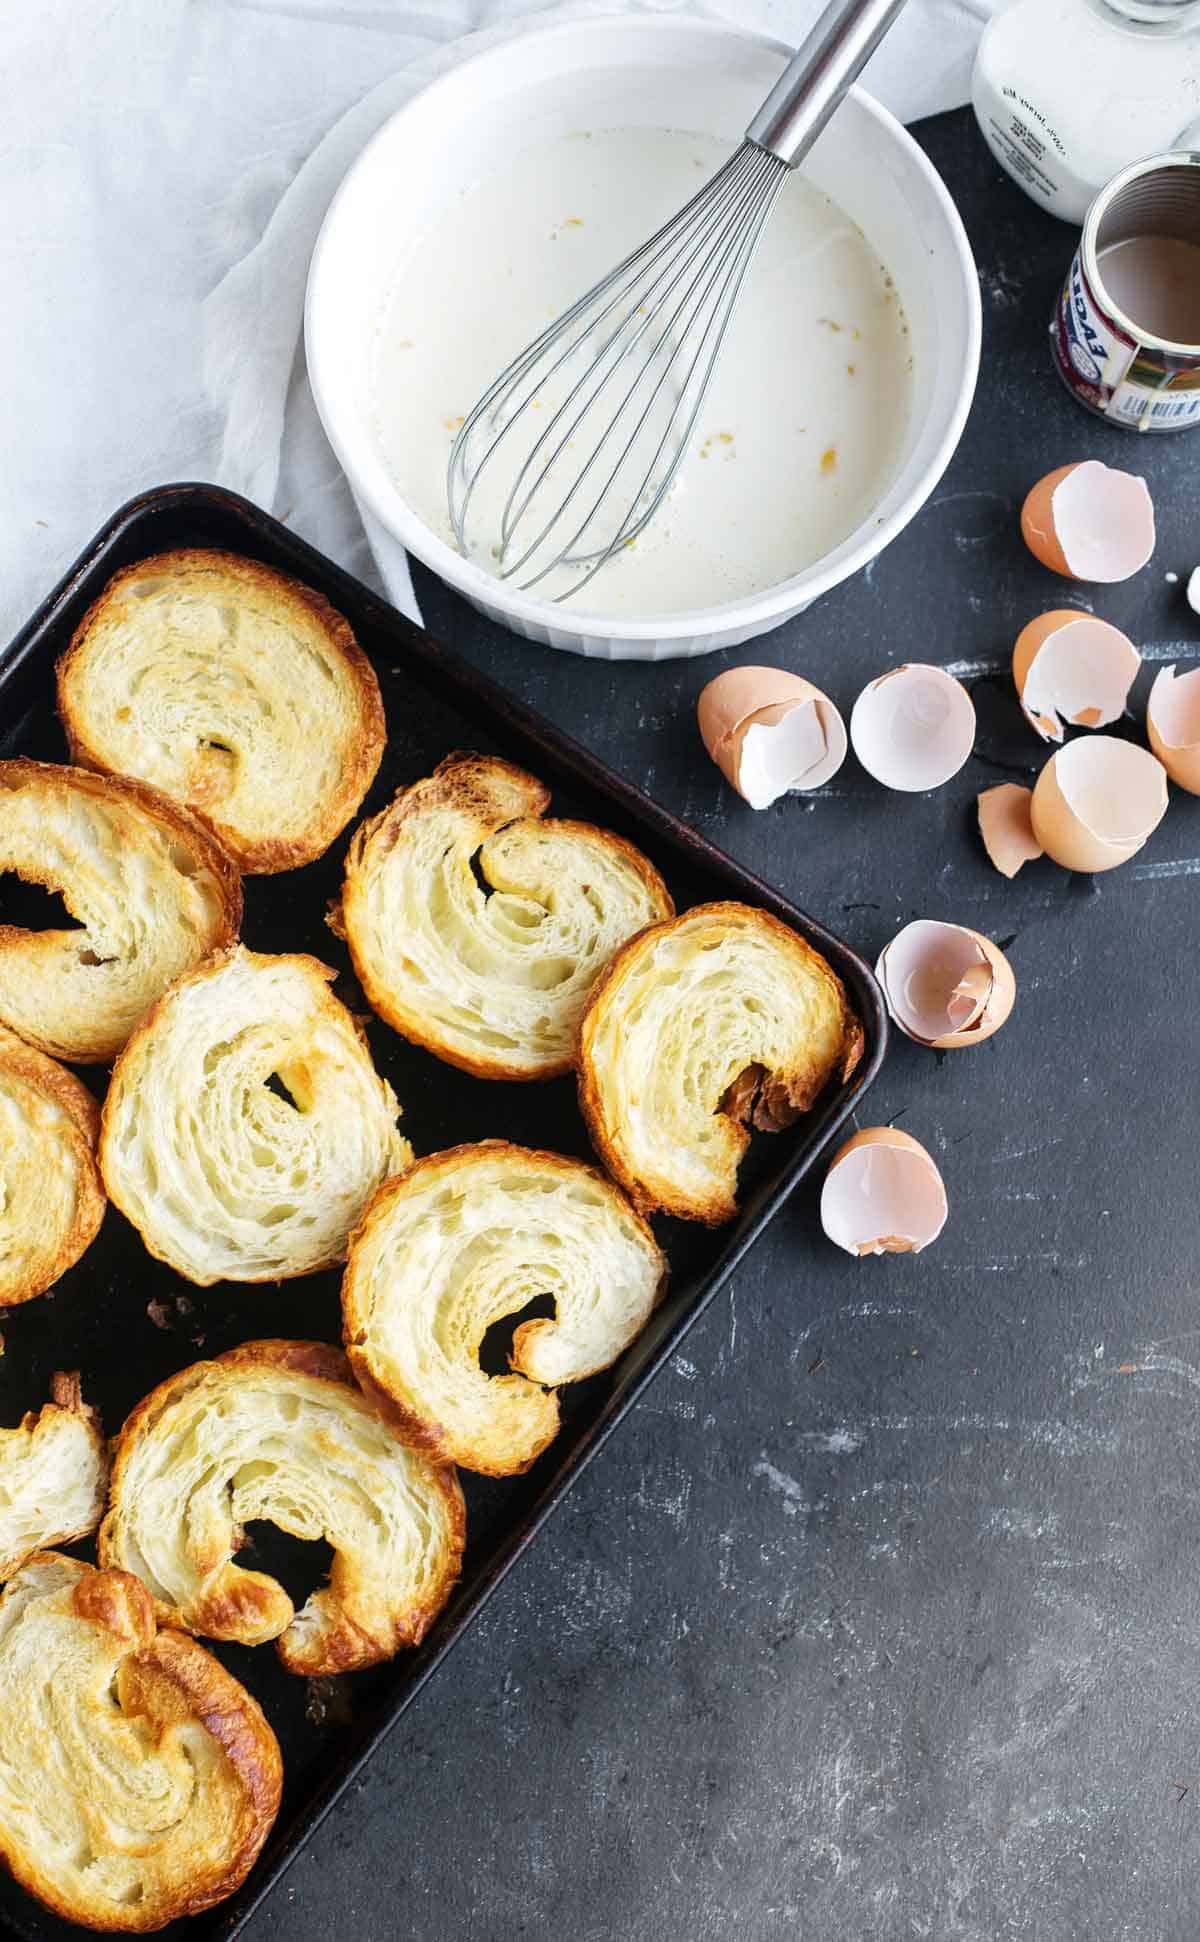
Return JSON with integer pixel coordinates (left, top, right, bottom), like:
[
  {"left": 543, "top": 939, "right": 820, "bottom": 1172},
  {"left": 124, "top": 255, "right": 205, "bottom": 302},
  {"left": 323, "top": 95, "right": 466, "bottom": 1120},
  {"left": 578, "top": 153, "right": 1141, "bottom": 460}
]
[{"left": 307, "top": 16, "right": 980, "bottom": 657}]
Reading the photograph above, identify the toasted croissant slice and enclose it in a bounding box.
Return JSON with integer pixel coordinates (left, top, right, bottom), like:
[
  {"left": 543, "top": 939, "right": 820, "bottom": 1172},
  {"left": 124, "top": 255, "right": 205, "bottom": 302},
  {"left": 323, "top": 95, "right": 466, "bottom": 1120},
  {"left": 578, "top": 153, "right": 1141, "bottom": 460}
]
[
  {"left": 578, "top": 902, "right": 863, "bottom": 1224},
  {"left": 344, "top": 1142, "right": 667, "bottom": 1476},
  {"left": 57, "top": 549, "right": 386, "bottom": 873},
  {"left": 0, "top": 1026, "right": 104, "bottom": 1306},
  {"left": 100, "top": 945, "right": 411, "bottom": 1285},
  {"left": 0, "top": 1552, "right": 281, "bottom": 1930},
  {"left": 100, "top": 1340, "right": 464, "bottom": 1676},
  {"left": 0, "top": 1375, "right": 107, "bottom": 1580},
  {"left": 334, "top": 754, "right": 673, "bottom": 1080},
  {"left": 0, "top": 760, "right": 241, "bottom": 1064}
]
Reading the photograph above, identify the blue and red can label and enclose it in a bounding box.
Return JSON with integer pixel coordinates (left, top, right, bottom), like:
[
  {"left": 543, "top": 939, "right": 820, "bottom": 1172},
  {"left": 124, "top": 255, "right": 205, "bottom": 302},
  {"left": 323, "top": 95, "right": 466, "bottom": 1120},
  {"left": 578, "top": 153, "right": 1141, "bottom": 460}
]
[{"left": 1052, "top": 251, "right": 1200, "bottom": 433}]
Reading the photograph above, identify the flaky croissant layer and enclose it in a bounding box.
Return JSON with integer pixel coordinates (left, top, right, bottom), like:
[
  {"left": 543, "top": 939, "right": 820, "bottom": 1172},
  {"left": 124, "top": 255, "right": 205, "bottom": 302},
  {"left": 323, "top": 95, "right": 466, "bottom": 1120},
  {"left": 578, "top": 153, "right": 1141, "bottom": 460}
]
[
  {"left": 0, "top": 760, "right": 241, "bottom": 1065},
  {"left": 100, "top": 1339, "right": 464, "bottom": 1676},
  {"left": 0, "top": 1025, "right": 105, "bottom": 1307},
  {"left": 0, "top": 1553, "right": 281, "bottom": 1931},
  {"left": 335, "top": 754, "right": 673, "bottom": 1080},
  {"left": 578, "top": 901, "right": 863, "bottom": 1224},
  {"left": 0, "top": 1376, "right": 107, "bottom": 1580},
  {"left": 58, "top": 549, "right": 386, "bottom": 873},
  {"left": 100, "top": 946, "right": 411, "bottom": 1284},
  {"left": 344, "top": 1142, "right": 667, "bottom": 1475}
]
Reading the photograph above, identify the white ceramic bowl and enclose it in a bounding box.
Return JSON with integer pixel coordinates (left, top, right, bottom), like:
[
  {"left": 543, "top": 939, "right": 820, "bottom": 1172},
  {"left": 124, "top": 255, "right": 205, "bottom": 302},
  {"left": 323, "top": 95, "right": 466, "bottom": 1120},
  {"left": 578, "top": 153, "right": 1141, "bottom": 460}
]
[{"left": 306, "top": 16, "right": 981, "bottom": 661}]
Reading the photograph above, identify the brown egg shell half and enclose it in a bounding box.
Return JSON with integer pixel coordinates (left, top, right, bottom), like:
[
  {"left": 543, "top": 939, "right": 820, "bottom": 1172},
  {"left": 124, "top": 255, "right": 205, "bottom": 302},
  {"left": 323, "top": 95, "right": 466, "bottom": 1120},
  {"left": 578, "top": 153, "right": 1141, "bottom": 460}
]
[
  {"left": 875, "top": 919, "right": 1016, "bottom": 1049},
  {"left": 1147, "top": 664, "right": 1200, "bottom": 796},
  {"left": 697, "top": 667, "right": 846, "bottom": 807},
  {"left": 697, "top": 666, "right": 823, "bottom": 751},
  {"left": 1012, "top": 610, "right": 1141, "bottom": 744},
  {"left": 1020, "top": 460, "right": 1154, "bottom": 584},
  {"left": 977, "top": 784, "right": 1044, "bottom": 878},
  {"left": 820, "top": 1126, "right": 948, "bottom": 1258},
  {"left": 1030, "top": 734, "right": 1169, "bottom": 872}
]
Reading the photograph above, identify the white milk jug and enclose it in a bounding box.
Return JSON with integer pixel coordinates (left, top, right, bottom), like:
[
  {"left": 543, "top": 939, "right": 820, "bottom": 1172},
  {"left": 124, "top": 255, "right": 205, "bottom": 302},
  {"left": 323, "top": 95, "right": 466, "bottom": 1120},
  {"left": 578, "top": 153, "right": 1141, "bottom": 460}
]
[{"left": 972, "top": 0, "right": 1200, "bottom": 223}]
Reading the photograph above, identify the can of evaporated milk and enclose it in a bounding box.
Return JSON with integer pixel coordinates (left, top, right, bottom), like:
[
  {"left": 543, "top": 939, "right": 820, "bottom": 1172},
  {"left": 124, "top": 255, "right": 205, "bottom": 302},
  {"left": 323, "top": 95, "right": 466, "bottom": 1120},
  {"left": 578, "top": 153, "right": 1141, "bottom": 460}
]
[{"left": 1052, "top": 150, "right": 1200, "bottom": 432}]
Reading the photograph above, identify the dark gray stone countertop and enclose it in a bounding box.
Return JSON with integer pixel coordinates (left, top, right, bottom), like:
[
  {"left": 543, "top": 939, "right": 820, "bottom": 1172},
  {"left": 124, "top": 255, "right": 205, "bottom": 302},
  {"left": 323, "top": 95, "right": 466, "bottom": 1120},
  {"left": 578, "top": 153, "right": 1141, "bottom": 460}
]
[{"left": 255, "top": 107, "right": 1200, "bottom": 1942}]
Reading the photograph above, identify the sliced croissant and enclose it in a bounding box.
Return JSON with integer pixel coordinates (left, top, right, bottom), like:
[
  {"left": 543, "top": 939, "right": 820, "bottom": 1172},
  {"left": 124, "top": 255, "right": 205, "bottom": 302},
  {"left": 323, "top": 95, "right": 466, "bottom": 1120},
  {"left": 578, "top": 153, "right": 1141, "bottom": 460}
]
[
  {"left": 0, "top": 760, "right": 241, "bottom": 1064},
  {"left": 99, "top": 1340, "right": 464, "bottom": 1676},
  {"left": 57, "top": 548, "right": 386, "bottom": 873},
  {"left": 578, "top": 901, "right": 863, "bottom": 1224},
  {"left": 0, "top": 1552, "right": 281, "bottom": 1931},
  {"left": 100, "top": 945, "right": 411, "bottom": 1285},
  {"left": 344, "top": 1142, "right": 667, "bottom": 1476},
  {"left": 0, "top": 1025, "right": 104, "bottom": 1306},
  {"left": 0, "top": 1375, "right": 107, "bottom": 1580},
  {"left": 334, "top": 754, "right": 673, "bottom": 1080}
]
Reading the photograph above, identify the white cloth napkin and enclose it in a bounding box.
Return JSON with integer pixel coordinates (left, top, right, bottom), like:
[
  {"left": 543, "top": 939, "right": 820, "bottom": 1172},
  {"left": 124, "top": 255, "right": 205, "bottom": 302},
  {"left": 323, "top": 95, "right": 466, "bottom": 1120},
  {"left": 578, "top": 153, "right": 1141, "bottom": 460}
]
[{"left": 0, "top": 0, "right": 994, "bottom": 652}]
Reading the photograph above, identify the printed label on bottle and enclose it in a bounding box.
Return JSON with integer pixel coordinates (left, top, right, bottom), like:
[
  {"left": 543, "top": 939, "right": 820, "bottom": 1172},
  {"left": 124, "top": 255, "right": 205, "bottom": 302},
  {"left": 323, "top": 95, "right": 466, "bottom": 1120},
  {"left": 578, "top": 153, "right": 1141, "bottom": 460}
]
[
  {"left": 985, "top": 110, "right": 1062, "bottom": 204},
  {"left": 973, "top": 72, "right": 1105, "bottom": 221},
  {"left": 986, "top": 82, "right": 1071, "bottom": 208},
  {"left": 1052, "top": 253, "right": 1200, "bottom": 431}
]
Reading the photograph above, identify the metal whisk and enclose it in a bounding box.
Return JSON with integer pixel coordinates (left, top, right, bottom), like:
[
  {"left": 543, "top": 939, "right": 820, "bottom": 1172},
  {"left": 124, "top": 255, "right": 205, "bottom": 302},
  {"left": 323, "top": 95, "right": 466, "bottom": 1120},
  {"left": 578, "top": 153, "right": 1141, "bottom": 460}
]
[{"left": 448, "top": 0, "right": 908, "bottom": 603}]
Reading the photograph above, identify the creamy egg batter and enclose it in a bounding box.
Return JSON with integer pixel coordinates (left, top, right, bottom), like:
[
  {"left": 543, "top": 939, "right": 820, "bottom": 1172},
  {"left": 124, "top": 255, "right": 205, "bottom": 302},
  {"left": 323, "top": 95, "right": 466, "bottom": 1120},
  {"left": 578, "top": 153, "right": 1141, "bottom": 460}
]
[{"left": 370, "top": 126, "right": 913, "bottom": 616}]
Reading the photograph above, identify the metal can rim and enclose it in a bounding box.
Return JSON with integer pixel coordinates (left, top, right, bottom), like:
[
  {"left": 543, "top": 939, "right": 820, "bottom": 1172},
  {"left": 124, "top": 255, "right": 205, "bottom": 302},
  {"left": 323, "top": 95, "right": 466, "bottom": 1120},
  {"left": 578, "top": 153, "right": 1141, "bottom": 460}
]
[{"left": 1081, "top": 148, "right": 1200, "bottom": 357}]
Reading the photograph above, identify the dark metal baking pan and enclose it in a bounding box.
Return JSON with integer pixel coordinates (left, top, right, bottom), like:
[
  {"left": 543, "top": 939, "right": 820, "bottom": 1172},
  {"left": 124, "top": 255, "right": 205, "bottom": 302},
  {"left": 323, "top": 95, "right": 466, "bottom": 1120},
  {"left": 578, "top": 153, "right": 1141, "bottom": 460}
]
[{"left": 0, "top": 483, "right": 885, "bottom": 1940}]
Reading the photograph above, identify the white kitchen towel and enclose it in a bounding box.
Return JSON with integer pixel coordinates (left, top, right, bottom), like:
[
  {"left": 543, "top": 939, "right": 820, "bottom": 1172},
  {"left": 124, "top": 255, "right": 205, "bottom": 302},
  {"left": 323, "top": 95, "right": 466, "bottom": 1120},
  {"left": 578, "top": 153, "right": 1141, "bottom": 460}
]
[{"left": 0, "top": 0, "right": 994, "bottom": 652}]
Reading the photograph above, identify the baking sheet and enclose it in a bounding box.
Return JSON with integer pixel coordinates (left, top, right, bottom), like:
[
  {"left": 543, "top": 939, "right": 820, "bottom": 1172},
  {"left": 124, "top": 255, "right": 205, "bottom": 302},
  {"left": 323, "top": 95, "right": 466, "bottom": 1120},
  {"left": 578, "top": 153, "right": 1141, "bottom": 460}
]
[{"left": 0, "top": 483, "right": 885, "bottom": 1941}]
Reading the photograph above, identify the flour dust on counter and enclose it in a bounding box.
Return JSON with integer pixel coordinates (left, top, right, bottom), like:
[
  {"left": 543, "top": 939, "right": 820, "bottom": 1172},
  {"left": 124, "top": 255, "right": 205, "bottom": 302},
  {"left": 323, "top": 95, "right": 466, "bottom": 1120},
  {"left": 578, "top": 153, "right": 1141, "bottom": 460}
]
[{"left": 370, "top": 127, "right": 913, "bottom": 616}]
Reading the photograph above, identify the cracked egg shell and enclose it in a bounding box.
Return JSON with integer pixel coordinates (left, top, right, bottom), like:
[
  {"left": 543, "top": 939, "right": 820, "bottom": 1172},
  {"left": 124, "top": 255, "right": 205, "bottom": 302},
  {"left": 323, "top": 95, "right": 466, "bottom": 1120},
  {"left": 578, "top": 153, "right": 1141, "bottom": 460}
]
[
  {"left": 977, "top": 783, "right": 1043, "bottom": 879},
  {"left": 820, "top": 1127, "right": 948, "bottom": 1258},
  {"left": 1030, "top": 734, "right": 1168, "bottom": 872},
  {"left": 876, "top": 919, "right": 1015, "bottom": 1049},
  {"left": 849, "top": 663, "right": 975, "bottom": 792},
  {"left": 1147, "top": 664, "right": 1200, "bottom": 795},
  {"left": 1020, "top": 461, "right": 1155, "bottom": 583},
  {"left": 1012, "top": 611, "right": 1140, "bottom": 743},
  {"left": 697, "top": 666, "right": 846, "bottom": 809}
]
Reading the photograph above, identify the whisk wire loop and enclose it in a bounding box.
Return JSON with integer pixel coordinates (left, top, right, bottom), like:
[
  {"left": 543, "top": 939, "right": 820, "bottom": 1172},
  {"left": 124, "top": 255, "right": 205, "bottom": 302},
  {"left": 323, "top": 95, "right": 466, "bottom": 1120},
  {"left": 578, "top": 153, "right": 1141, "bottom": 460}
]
[
  {"left": 447, "top": 144, "right": 753, "bottom": 555},
  {"left": 499, "top": 145, "right": 784, "bottom": 589},
  {"left": 495, "top": 144, "right": 766, "bottom": 565},
  {"left": 571, "top": 153, "right": 789, "bottom": 575},
  {"left": 513, "top": 148, "right": 790, "bottom": 597},
  {"left": 448, "top": 141, "right": 789, "bottom": 601}
]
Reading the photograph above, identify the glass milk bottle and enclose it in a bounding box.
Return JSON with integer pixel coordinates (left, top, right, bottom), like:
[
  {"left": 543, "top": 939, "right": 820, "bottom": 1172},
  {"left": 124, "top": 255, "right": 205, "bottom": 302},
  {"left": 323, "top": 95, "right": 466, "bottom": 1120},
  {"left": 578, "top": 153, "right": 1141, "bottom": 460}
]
[{"left": 972, "top": 0, "right": 1200, "bottom": 223}]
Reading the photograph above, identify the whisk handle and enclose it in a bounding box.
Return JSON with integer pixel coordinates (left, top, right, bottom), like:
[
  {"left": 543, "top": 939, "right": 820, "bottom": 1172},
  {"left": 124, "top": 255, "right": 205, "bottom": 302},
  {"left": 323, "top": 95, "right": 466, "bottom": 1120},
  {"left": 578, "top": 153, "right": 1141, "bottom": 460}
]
[{"left": 745, "top": 0, "right": 909, "bottom": 167}]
